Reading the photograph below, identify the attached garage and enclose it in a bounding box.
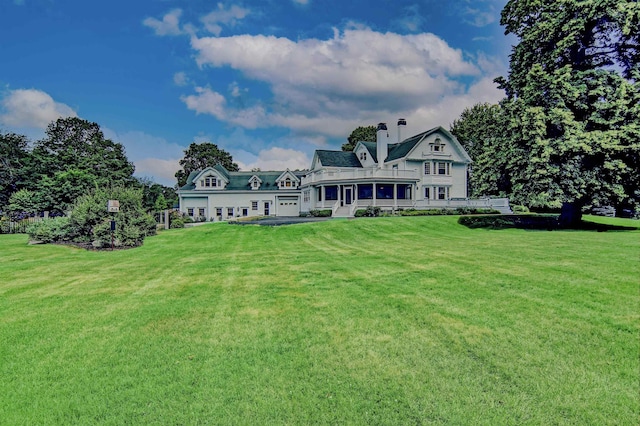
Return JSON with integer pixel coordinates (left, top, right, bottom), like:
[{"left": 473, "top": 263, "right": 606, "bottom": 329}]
[{"left": 276, "top": 196, "right": 300, "bottom": 216}]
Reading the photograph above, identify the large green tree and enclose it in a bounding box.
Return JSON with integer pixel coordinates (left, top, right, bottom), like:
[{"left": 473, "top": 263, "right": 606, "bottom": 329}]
[
  {"left": 0, "top": 132, "right": 32, "bottom": 209},
  {"left": 495, "top": 0, "right": 639, "bottom": 224},
  {"left": 32, "top": 117, "right": 135, "bottom": 213},
  {"left": 175, "top": 142, "right": 239, "bottom": 187},
  {"left": 341, "top": 125, "right": 377, "bottom": 152},
  {"left": 450, "top": 103, "right": 511, "bottom": 197}
]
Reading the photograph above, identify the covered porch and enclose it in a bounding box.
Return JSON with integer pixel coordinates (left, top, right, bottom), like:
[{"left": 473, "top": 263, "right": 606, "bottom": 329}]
[{"left": 313, "top": 182, "right": 416, "bottom": 216}]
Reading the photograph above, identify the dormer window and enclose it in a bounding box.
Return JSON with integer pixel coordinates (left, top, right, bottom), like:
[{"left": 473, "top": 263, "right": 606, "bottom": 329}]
[
  {"left": 431, "top": 138, "right": 444, "bottom": 152},
  {"left": 201, "top": 176, "right": 217, "bottom": 187},
  {"left": 360, "top": 151, "right": 367, "bottom": 161},
  {"left": 248, "top": 175, "right": 262, "bottom": 190},
  {"left": 285, "top": 178, "right": 292, "bottom": 187}
]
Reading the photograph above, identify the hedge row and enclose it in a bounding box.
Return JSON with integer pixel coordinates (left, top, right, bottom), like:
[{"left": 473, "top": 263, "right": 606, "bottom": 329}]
[{"left": 458, "top": 214, "right": 559, "bottom": 230}]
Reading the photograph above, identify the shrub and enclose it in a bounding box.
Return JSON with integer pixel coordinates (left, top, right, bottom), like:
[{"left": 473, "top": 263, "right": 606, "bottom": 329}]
[
  {"left": 512, "top": 205, "right": 530, "bottom": 213},
  {"left": 458, "top": 214, "right": 559, "bottom": 230},
  {"left": 68, "top": 187, "right": 156, "bottom": 247},
  {"left": 354, "top": 206, "right": 381, "bottom": 217},
  {"left": 26, "top": 217, "right": 72, "bottom": 243},
  {"left": 309, "top": 209, "right": 332, "bottom": 217},
  {"left": 170, "top": 218, "right": 185, "bottom": 229},
  {"left": 398, "top": 208, "right": 500, "bottom": 216}
]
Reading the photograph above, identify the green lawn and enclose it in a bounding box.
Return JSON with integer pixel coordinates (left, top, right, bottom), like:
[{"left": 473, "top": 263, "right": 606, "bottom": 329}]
[{"left": 1, "top": 216, "right": 638, "bottom": 425}]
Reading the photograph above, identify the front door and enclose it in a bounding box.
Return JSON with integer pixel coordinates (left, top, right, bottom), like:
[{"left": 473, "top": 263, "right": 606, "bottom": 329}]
[
  {"left": 344, "top": 187, "right": 353, "bottom": 205},
  {"left": 264, "top": 201, "right": 270, "bottom": 216}
]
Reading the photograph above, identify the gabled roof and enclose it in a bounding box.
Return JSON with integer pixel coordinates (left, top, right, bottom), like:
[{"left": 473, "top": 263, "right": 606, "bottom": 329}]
[
  {"left": 385, "top": 126, "right": 472, "bottom": 163},
  {"left": 359, "top": 141, "right": 379, "bottom": 163},
  {"left": 275, "top": 169, "right": 301, "bottom": 183},
  {"left": 180, "top": 166, "right": 307, "bottom": 191},
  {"left": 315, "top": 150, "right": 362, "bottom": 168}
]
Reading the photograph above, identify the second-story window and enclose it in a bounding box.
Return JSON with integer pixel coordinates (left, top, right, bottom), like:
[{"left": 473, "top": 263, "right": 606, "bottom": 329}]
[{"left": 424, "top": 162, "right": 431, "bottom": 175}]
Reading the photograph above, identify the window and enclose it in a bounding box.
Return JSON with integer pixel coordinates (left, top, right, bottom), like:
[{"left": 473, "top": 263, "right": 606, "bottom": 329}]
[
  {"left": 285, "top": 178, "right": 292, "bottom": 187},
  {"left": 251, "top": 201, "right": 258, "bottom": 210},
  {"left": 425, "top": 187, "right": 430, "bottom": 199},
  {"left": 303, "top": 191, "right": 310, "bottom": 203},
  {"left": 187, "top": 208, "right": 194, "bottom": 216},
  {"left": 358, "top": 184, "right": 373, "bottom": 199},
  {"left": 360, "top": 151, "right": 367, "bottom": 161},
  {"left": 376, "top": 184, "right": 393, "bottom": 199},
  {"left": 432, "top": 138, "right": 443, "bottom": 152},
  {"left": 242, "top": 208, "right": 248, "bottom": 216},
  {"left": 198, "top": 208, "right": 205, "bottom": 217},
  {"left": 216, "top": 208, "right": 222, "bottom": 217},
  {"left": 424, "top": 162, "right": 431, "bottom": 175},
  {"left": 253, "top": 180, "right": 259, "bottom": 188},
  {"left": 438, "top": 162, "right": 448, "bottom": 175},
  {"left": 227, "top": 207, "right": 234, "bottom": 217},
  {"left": 325, "top": 186, "right": 338, "bottom": 200},
  {"left": 203, "top": 176, "right": 217, "bottom": 187},
  {"left": 438, "top": 187, "right": 447, "bottom": 200}
]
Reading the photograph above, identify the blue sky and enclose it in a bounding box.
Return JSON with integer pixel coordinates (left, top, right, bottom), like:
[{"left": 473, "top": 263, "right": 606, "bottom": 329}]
[{"left": 1, "top": 0, "right": 511, "bottom": 186}]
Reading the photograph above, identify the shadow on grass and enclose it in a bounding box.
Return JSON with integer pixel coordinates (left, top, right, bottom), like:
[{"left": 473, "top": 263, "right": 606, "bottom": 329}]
[{"left": 458, "top": 215, "right": 639, "bottom": 232}]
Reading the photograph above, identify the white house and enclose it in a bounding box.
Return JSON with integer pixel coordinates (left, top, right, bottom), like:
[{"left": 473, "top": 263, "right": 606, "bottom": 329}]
[
  {"left": 178, "top": 120, "right": 510, "bottom": 219},
  {"left": 177, "top": 165, "right": 305, "bottom": 220}
]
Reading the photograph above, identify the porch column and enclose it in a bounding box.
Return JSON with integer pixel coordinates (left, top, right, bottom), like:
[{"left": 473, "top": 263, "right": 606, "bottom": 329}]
[
  {"left": 321, "top": 185, "right": 326, "bottom": 208},
  {"left": 393, "top": 183, "right": 398, "bottom": 210},
  {"left": 373, "top": 183, "right": 377, "bottom": 207}
]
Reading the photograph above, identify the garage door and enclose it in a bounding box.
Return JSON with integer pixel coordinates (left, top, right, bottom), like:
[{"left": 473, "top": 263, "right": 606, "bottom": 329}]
[{"left": 276, "top": 196, "right": 300, "bottom": 216}]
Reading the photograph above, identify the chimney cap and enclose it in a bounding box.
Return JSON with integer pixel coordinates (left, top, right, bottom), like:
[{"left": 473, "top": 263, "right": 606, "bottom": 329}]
[
  {"left": 377, "top": 122, "right": 387, "bottom": 131},
  {"left": 397, "top": 118, "right": 406, "bottom": 126}
]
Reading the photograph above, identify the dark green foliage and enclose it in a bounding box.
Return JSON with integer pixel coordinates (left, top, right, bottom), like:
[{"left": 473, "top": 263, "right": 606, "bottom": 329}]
[
  {"left": 67, "top": 187, "right": 156, "bottom": 247},
  {"left": 512, "top": 205, "right": 530, "bottom": 214},
  {"left": 458, "top": 214, "right": 559, "bottom": 230},
  {"left": 354, "top": 206, "right": 382, "bottom": 217},
  {"left": 135, "top": 177, "right": 178, "bottom": 212},
  {"left": 398, "top": 208, "right": 500, "bottom": 216},
  {"left": 493, "top": 0, "right": 640, "bottom": 216},
  {"left": 309, "top": 209, "right": 332, "bottom": 217},
  {"left": 175, "top": 142, "right": 239, "bottom": 187},
  {"left": 7, "top": 189, "right": 44, "bottom": 220},
  {"left": 0, "top": 132, "right": 31, "bottom": 208},
  {"left": 450, "top": 103, "right": 511, "bottom": 197},
  {"left": 30, "top": 118, "right": 136, "bottom": 214},
  {"left": 341, "top": 125, "right": 377, "bottom": 152}
]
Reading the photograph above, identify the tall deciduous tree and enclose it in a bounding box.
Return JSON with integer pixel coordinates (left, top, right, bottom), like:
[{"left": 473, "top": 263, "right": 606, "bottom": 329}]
[
  {"left": 495, "top": 0, "right": 639, "bottom": 224},
  {"left": 450, "top": 103, "right": 512, "bottom": 197},
  {"left": 341, "top": 125, "right": 377, "bottom": 151},
  {"left": 175, "top": 142, "right": 239, "bottom": 187},
  {"left": 0, "top": 132, "right": 32, "bottom": 209},
  {"left": 32, "top": 117, "right": 135, "bottom": 213}
]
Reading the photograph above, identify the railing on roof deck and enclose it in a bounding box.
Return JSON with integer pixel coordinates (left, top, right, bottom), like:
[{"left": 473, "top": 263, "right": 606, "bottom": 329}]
[{"left": 301, "top": 168, "right": 419, "bottom": 185}]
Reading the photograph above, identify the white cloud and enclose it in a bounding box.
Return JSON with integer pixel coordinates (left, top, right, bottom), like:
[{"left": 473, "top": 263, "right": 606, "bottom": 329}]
[
  {"left": 200, "top": 3, "right": 250, "bottom": 36},
  {"left": 102, "top": 128, "right": 187, "bottom": 186},
  {"left": 0, "top": 88, "right": 77, "bottom": 129},
  {"left": 180, "top": 87, "right": 228, "bottom": 120},
  {"left": 134, "top": 157, "right": 181, "bottom": 186},
  {"left": 463, "top": 7, "right": 497, "bottom": 27},
  {"left": 173, "top": 72, "right": 189, "bottom": 86},
  {"left": 143, "top": 9, "right": 183, "bottom": 36},
  {"left": 236, "top": 147, "right": 310, "bottom": 172},
  {"left": 183, "top": 27, "right": 504, "bottom": 138}
]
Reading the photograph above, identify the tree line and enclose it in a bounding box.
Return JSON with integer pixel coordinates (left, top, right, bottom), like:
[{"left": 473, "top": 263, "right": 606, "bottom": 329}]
[
  {"left": 341, "top": 1, "right": 638, "bottom": 223},
  {"left": 0, "top": 117, "right": 178, "bottom": 219}
]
